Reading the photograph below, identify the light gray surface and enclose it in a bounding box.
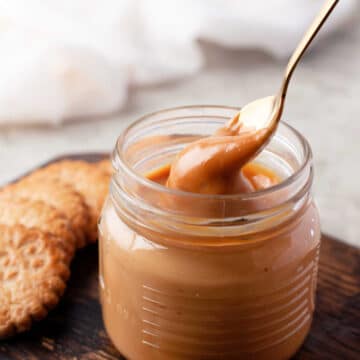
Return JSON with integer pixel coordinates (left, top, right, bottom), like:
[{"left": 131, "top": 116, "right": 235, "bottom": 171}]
[{"left": 1, "top": 18, "right": 359, "bottom": 247}]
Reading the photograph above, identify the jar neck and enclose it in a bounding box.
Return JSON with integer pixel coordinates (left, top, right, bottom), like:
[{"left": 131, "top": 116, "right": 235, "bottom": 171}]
[{"left": 110, "top": 105, "right": 313, "bottom": 247}]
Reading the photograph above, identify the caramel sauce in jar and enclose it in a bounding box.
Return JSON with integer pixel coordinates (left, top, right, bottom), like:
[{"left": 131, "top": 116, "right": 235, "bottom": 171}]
[{"left": 99, "top": 106, "right": 320, "bottom": 360}]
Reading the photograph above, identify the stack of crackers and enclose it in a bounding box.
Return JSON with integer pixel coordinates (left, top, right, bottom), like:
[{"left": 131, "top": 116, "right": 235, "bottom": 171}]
[{"left": 0, "top": 159, "right": 112, "bottom": 338}]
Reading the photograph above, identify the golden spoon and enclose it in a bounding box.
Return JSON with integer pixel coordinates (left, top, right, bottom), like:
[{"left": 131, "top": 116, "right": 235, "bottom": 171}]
[
  {"left": 165, "top": 0, "right": 340, "bottom": 194},
  {"left": 226, "top": 0, "right": 339, "bottom": 146}
]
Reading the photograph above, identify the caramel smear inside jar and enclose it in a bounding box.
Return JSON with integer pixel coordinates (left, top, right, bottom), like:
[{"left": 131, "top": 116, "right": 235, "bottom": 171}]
[
  {"left": 147, "top": 162, "right": 279, "bottom": 193},
  {"left": 146, "top": 115, "right": 280, "bottom": 194}
]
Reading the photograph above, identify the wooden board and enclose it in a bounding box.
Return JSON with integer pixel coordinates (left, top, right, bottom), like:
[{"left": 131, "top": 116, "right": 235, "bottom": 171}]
[{"left": 0, "top": 153, "right": 359, "bottom": 360}]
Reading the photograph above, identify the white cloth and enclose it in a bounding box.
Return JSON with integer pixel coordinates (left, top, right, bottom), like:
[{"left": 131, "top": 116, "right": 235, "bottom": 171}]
[{"left": 0, "top": 0, "right": 356, "bottom": 125}]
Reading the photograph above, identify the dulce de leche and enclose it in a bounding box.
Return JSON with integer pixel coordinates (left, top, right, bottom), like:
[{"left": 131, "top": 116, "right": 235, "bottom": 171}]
[{"left": 99, "top": 106, "right": 321, "bottom": 360}]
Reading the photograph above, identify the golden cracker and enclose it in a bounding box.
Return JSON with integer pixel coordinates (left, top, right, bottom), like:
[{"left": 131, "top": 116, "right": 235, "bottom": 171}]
[
  {"left": 0, "top": 224, "right": 70, "bottom": 339},
  {"left": 26, "top": 160, "right": 110, "bottom": 243},
  {"left": 0, "top": 197, "right": 75, "bottom": 262},
  {"left": 1, "top": 179, "right": 90, "bottom": 249},
  {"left": 97, "top": 158, "right": 113, "bottom": 176}
]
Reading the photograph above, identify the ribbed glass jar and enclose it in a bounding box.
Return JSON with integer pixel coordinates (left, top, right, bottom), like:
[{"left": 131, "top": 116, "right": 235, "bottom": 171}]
[{"left": 99, "top": 106, "right": 321, "bottom": 360}]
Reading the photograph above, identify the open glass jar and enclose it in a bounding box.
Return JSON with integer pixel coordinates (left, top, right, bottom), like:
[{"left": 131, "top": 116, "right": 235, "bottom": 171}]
[{"left": 99, "top": 106, "right": 321, "bottom": 360}]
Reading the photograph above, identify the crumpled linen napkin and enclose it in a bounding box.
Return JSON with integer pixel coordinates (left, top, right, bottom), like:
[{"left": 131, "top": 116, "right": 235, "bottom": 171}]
[{"left": 0, "top": 0, "right": 356, "bottom": 125}]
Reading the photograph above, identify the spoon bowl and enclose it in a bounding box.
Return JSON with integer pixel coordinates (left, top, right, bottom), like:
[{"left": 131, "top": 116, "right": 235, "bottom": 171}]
[{"left": 236, "top": 95, "right": 281, "bottom": 133}]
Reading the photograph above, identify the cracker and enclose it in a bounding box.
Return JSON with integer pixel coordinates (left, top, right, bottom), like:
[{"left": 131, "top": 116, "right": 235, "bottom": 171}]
[
  {"left": 0, "top": 197, "right": 75, "bottom": 262},
  {"left": 0, "top": 224, "right": 70, "bottom": 339},
  {"left": 1, "top": 179, "right": 90, "bottom": 249},
  {"left": 97, "top": 158, "right": 113, "bottom": 176},
  {"left": 25, "top": 160, "right": 110, "bottom": 243}
]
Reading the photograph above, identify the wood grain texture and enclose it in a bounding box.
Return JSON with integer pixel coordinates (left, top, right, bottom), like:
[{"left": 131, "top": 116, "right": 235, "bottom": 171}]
[{"left": 0, "top": 153, "right": 359, "bottom": 360}]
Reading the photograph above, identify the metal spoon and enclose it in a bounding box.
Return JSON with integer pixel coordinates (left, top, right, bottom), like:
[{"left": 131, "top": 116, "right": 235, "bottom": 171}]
[{"left": 226, "top": 0, "right": 339, "bottom": 145}]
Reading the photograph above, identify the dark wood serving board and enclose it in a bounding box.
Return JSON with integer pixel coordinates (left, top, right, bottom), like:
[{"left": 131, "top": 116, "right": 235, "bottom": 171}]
[{"left": 0, "top": 153, "right": 359, "bottom": 360}]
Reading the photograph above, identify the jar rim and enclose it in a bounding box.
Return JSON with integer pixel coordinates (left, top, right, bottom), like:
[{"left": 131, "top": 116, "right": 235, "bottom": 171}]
[{"left": 114, "top": 105, "right": 312, "bottom": 202}]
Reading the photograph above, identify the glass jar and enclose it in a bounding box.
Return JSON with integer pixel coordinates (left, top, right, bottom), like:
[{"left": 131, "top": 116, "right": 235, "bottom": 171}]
[{"left": 99, "top": 106, "right": 321, "bottom": 360}]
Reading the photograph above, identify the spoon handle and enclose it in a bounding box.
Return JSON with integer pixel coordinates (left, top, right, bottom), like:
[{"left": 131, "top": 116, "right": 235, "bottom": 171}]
[{"left": 280, "top": 0, "right": 339, "bottom": 98}]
